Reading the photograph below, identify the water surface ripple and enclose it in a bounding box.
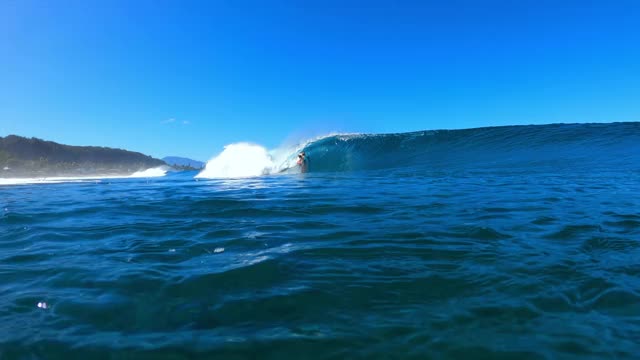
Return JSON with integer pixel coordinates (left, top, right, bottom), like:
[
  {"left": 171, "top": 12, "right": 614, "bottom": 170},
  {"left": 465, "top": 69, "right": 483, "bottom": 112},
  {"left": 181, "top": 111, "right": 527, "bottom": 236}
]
[{"left": 1, "top": 168, "right": 639, "bottom": 359}]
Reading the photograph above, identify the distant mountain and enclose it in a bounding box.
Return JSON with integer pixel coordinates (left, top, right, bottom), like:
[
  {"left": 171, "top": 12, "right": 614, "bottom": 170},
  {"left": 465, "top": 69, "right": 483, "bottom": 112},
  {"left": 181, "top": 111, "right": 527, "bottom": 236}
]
[
  {"left": 162, "top": 156, "right": 204, "bottom": 169},
  {"left": 0, "top": 135, "right": 166, "bottom": 177}
]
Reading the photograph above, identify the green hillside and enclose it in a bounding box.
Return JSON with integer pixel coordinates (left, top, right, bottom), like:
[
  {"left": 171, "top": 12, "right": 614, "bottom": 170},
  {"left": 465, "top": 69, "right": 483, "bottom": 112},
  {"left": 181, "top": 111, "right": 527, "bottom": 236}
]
[{"left": 0, "top": 135, "right": 166, "bottom": 177}]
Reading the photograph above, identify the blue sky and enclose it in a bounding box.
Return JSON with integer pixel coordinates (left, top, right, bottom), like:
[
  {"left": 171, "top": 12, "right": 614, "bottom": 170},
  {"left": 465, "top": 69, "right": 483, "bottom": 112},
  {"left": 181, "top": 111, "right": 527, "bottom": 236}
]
[{"left": 1, "top": 0, "right": 639, "bottom": 161}]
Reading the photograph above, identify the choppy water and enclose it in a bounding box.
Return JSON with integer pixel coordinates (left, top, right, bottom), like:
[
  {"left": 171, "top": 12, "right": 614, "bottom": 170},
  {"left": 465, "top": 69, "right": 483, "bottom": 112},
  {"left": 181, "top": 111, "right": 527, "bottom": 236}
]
[{"left": 1, "top": 123, "right": 640, "bottom": 359}]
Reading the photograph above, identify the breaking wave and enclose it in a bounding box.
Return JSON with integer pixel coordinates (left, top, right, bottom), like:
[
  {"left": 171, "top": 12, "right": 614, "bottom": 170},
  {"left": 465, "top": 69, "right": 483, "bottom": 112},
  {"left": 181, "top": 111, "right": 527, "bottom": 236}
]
[
  {"left": 197, "top": 123, "right": 639, "bottom": 178},
  {"left": 196, "top": 139, "right": 319, "bottom": 179}
]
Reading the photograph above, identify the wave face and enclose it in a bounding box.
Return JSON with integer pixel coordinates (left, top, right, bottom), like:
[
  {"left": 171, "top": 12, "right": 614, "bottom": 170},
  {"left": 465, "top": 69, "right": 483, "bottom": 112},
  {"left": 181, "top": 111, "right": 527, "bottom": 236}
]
[{"left": 301, "top": 122, "right": 640, "bottom": 173}]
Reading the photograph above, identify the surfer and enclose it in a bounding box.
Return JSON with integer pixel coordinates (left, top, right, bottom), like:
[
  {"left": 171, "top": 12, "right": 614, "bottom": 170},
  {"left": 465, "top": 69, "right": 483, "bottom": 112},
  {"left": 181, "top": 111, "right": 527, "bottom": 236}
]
[{"left": 297, "top": 152, "right": 308, "bottom": 173}]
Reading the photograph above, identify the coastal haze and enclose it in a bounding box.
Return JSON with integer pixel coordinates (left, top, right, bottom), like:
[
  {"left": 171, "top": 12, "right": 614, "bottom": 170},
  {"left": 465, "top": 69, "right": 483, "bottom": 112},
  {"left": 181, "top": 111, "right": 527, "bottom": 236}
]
[{"left": 162, "top": 156, "right": 205, "bottom": 170}]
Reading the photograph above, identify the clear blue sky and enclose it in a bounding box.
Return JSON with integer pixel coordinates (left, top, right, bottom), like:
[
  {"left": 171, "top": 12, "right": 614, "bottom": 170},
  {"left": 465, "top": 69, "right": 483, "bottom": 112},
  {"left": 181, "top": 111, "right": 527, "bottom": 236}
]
[{"left": 1, "top": 0, "right": 639, "bottom": 161}]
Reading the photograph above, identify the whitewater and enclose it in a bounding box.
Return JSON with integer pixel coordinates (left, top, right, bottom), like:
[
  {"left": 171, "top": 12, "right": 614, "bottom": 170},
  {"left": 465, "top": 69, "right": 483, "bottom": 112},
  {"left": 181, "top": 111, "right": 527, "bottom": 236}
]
[
  {"left": 195, "top": 134, "right": 338, "bottom": 178},
  {"left": 0, "top": 166, "right": 169, "bottom": 186}
]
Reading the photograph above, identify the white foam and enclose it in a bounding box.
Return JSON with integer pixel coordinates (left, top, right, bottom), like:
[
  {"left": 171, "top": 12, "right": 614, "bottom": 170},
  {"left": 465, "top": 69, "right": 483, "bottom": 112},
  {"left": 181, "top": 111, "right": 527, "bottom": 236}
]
[
  {"left": 196, "top": 143, "right": 278, "bottom": 179},
  {"left": 0, "top": 176, "right": 116, "bottom": 186},
  {"left": 0, "top": 166, "right": 168, "bottom": 186},
  {"left": 128, "top": 166, "right": 168, "bottom": 178}
]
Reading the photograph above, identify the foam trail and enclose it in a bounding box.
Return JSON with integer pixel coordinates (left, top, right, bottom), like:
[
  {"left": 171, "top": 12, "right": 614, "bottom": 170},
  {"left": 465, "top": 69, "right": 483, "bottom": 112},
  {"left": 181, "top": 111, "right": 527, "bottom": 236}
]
[
  {"left": 0, "top": 176, "right": 116, "bottom": 186},
  {"left": 0, "top": 167, "right": 168, "bottom": 186},
  {"left": 129, "top": 166, "right": 168, "bottom": 178}
]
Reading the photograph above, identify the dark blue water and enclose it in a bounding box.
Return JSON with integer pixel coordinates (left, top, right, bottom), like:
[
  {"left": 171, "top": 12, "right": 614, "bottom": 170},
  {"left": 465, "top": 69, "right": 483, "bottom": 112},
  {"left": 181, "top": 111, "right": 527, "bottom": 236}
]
[{"left": 1, "top": 123, "right": 640, "bottom": 359}]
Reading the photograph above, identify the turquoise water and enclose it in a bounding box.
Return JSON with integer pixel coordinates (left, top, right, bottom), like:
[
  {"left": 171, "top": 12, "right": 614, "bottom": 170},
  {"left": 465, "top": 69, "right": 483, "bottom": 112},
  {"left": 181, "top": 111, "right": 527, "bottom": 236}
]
[{"left": 1, "top": 123, "right": 640, "bottom": 359}]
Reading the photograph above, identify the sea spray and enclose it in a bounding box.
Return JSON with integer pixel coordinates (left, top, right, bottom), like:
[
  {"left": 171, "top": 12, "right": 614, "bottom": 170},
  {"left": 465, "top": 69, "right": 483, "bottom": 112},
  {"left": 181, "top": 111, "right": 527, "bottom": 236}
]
[
  {"left": 196, "top": 143, "right": 277, "bottom": 178},
  {"left": 129, "top": 166, "right": 169, "bottom": 178}
]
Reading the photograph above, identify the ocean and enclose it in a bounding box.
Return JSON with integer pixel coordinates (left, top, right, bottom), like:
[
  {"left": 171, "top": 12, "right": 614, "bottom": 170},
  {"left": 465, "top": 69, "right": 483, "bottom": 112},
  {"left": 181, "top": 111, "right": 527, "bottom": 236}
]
[{"left": 1, "top": 123, "right": 639, "bottom": 359}]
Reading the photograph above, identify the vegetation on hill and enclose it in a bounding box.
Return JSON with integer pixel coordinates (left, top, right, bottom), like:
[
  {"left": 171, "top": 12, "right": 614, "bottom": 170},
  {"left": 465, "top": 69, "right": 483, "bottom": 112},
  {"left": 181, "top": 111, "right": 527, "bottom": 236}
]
[{"left": 0, "top": 135, "right": 166, "bottom": 177}]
